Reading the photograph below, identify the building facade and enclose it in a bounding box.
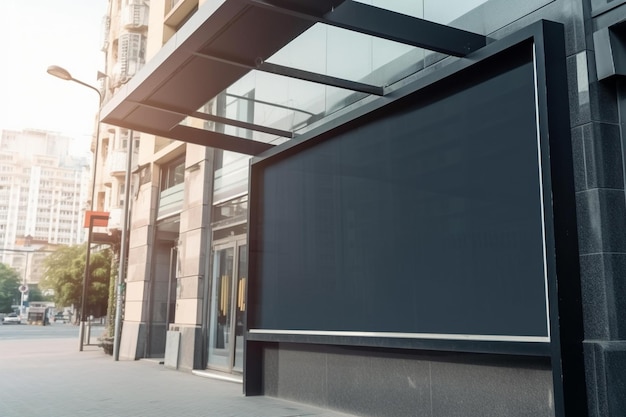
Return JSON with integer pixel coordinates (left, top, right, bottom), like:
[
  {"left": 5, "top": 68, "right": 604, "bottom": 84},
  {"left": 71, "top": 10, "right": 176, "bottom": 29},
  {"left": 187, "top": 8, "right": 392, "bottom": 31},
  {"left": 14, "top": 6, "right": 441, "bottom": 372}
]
[
  {"left": 95, "top": 0, "right": 147, "bottom": 226},
  {"left": 100, "top": 1, "right": 626, "bottom": 416},
  {"left": 0, "top": 128, "right": 90, "bottom": 286}
]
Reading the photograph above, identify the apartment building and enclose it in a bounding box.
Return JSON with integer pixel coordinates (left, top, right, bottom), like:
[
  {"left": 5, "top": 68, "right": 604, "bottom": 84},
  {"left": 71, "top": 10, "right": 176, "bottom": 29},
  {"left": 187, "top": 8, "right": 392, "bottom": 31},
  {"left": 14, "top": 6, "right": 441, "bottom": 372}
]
[
  {"left": 99, "top": 0, "right": 626, "bottom": 416},
  {"left": 95, "top": 0, "right": 147, "bottom": 226},
  {"left": 0, "top": 128, "right": 89, "bottom": 285}
]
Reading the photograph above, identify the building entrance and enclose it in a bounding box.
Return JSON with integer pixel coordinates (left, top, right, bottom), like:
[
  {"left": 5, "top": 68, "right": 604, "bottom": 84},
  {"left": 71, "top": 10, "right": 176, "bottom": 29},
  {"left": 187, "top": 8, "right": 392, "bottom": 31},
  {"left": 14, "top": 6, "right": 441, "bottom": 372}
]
[{"left": 207, "top": 236, "right": 247, "bottom": 372}]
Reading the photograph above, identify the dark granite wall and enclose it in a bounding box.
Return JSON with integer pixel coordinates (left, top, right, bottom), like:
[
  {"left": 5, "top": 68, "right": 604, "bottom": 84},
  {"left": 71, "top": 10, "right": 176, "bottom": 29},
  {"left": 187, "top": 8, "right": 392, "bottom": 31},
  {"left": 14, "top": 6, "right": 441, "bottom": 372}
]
[
  {"left": 263, "top": 343, "right": 555, "bottom": 417},
  {"left": 572, "top": 2, "right": 626, "bottom": 416}
]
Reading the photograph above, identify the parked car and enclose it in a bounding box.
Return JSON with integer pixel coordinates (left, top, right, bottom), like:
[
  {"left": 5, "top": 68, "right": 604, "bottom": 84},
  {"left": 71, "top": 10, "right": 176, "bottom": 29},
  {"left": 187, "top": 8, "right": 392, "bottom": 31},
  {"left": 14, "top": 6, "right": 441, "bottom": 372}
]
[
  {"left": 3, "top": 313, "right": 21, "bottom": 324},
  {"left": 54, "top": 312, "right": 68, "bottom": 323}
]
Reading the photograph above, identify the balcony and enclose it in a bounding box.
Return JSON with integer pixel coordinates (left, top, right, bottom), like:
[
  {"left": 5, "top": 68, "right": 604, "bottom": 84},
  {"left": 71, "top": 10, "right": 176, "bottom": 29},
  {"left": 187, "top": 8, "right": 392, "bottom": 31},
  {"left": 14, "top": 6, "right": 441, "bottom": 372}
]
[
  {"left": 164, "top": 0, "right": 197, "bottom": 28},
  {"left": 122, "top": 3, "right": 149, "bottom": 30},
  {"left": 107, "top": 207, "right": 123, "bottom": 231},
  {"left": 158, "top": 183, "right": 184, "bottom": 220},
  {"left": 164, "top": 0, "right": 181, "bottom": 16},
  {"left": 105, "top": 150, "right": 129, "bottom": 177},
  {"left": 101, "top": 15, "right": 110, "bottom": 51}
]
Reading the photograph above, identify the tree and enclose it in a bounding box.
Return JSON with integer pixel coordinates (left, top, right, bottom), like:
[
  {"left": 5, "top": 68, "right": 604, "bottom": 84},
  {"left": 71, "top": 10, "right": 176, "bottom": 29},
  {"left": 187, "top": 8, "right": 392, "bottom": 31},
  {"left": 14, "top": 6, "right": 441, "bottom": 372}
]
[
  {"left": 24, "top": 284, "right": 51, "bottom": 303},
  {"left": 0, "top": 263, "right": 21, "bottom": 313},
  {"left": 39, "top": 244, "right": 112, "bottom": 320},
  {"left": 105, "top": 256, "right": 119, "bottom": 338}
]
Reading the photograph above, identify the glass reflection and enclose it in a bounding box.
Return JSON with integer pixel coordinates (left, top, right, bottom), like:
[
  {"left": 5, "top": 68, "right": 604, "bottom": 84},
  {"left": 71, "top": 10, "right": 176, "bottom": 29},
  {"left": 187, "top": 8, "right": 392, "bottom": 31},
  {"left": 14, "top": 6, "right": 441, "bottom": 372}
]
[
  {"left": 352, "top": 0, "right": 424, "bottom": 18},
  {"left": 424, "top": 0, "right": 489, "bottom": 26},
  {"left": 208, "top": 246, "right": 234, "bottom": 369},
  {"left": 213, "top": 151, "right": 250, "bottom": 204},
  {"left": 197, "top": 70, "right": 368, "bottom": 137},
  {"left": 266, "top": 23, "right": 420, "bottom": 87},
  {"left": 352, "top": 0, "right": 491, "bottom": 27},
  {"left": 233, "top": 244, "right": 247, "bottom": 371}
]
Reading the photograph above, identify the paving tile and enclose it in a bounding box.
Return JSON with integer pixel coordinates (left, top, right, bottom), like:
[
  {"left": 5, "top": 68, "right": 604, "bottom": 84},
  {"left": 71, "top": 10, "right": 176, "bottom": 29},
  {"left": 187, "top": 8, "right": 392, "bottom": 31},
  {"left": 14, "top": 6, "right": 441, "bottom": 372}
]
[{"left": 0, "top": 336, "right": 356, "bottom": 417}]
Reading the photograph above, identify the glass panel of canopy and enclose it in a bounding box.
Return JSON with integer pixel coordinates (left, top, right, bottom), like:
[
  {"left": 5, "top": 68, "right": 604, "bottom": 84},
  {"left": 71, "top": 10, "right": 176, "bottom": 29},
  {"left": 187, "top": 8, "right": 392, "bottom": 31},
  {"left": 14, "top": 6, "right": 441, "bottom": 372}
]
[
  {"left": 183, "top": 21, "right": 431, "bottom": 144},
  {"left": 352, "top": 0, "right": 491, "bottom": 29}
]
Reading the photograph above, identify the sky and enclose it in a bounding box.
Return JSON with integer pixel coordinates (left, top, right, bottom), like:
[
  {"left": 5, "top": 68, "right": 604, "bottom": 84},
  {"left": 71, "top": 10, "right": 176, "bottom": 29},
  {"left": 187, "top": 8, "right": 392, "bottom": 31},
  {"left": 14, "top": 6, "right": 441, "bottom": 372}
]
[{"left": 0, "top": 0, "right": 108, "bottom": 154}]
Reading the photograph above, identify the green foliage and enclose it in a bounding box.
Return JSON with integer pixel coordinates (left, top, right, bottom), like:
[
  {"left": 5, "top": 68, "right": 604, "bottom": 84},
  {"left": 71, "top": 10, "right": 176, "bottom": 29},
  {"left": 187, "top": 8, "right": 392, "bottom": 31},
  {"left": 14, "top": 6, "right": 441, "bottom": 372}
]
[
  {"left": 25, "top": 284, "right": 51, "bottom": 303},
  {"left": 0, "top": 263, "right": 21, "bottom": 313},
  {"left": 40, "top": 244, "right": 113, "bottom": 319},
  {"left": 105, "top": 257, "right": 119, "bottom": 338}
]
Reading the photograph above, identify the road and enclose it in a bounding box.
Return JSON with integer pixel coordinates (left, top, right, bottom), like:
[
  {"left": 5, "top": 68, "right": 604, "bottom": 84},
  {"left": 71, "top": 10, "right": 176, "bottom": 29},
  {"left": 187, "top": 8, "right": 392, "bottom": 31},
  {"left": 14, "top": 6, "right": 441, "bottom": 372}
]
[{"left": 0, "top": 321, "right": 104, "bottom": 341}]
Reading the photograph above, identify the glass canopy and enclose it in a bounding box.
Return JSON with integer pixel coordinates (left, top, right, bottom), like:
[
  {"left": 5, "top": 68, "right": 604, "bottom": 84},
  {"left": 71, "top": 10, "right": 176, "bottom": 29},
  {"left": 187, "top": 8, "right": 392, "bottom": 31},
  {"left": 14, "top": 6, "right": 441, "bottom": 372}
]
[
  {"left": 184, "top": 1, "right": 495, "bottom": 147},
  {"left": 101, "top": 0, "right": 493, "bottom": 156},
  {"left": 189, "top": 22, "right": 431, "bottom": 145}
]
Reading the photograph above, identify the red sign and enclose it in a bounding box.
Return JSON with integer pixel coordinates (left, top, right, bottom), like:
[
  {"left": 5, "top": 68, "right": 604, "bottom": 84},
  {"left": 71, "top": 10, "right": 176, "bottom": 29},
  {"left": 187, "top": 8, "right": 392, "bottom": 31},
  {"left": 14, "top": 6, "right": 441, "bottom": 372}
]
[{"left": 84, "top": 211, "right": 110, "bottom": 228}]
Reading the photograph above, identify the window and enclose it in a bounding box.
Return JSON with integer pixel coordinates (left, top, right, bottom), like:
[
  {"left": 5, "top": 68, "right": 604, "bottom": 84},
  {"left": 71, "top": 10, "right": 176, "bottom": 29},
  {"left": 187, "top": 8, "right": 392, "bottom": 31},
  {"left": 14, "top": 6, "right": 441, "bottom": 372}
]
[{"left": 160, "top": 156, "right": 185, "bottom": 190}]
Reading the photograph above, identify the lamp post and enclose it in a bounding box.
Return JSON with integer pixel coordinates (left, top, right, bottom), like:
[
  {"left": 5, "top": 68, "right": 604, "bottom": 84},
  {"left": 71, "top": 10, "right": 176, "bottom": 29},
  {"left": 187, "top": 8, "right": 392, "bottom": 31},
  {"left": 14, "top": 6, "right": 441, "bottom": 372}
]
[
  {"left": 21, "top": 251, "right": 30, "bottom": 315},
  {"left": 47, "top": 65, "right": 103, "bottom": 351},
  {"left": 47, "top": 65, "right": 102, "bottom": 213},
  {"left": 113, "top": 130, "right": 133, "bottom": 360}
]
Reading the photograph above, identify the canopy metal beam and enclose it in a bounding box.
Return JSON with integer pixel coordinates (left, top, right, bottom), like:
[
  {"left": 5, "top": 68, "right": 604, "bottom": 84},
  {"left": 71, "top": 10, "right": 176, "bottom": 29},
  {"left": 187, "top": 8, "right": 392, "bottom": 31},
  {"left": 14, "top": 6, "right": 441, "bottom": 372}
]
[
  {"left": 193, "top": 51, "right": 385, "bottom": 95},
  {"left": 132, "top": 100, "right": 296, "bottom": 138},
  {"left": 191, "top": 111, "right": 296, "bottom": 139},
  {"left": 110, "top": 109, "right": 275, "bottom": 155},
  {"left": 246, "top": 0, "right": 487, "bottom": 56}
]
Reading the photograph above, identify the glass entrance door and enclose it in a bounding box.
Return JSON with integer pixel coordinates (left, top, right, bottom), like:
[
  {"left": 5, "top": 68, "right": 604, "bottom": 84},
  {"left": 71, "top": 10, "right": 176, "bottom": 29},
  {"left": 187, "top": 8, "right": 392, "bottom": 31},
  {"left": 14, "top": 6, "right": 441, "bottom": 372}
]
[
  {"left": 233, "top": 244, "right": 247, "bottom": 371},
  {"left": 207, "top": 238, "right": 247, "bottom": 372}
]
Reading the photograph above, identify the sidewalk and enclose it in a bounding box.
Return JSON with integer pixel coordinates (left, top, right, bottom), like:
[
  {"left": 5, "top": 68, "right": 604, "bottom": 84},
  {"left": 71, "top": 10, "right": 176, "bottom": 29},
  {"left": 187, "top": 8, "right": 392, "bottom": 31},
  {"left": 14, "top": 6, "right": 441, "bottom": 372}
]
[{"left": 0, "top": 337, "right": 357, "bottom": 417}]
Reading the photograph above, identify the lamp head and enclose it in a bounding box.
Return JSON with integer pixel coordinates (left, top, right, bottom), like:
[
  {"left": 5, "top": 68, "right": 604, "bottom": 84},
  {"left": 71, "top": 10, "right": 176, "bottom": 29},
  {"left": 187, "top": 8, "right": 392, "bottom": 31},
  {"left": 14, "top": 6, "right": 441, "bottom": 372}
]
[{"left": 47, "top": 65, "right": 73, "bottom": 81}]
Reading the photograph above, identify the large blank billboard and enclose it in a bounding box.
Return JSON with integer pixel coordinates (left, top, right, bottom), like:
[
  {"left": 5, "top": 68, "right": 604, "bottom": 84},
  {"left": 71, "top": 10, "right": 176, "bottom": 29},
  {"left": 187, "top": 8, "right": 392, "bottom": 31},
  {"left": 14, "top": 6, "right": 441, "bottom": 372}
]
[{"left": 249, "top": 42, "right": 551, "bottom": 342}]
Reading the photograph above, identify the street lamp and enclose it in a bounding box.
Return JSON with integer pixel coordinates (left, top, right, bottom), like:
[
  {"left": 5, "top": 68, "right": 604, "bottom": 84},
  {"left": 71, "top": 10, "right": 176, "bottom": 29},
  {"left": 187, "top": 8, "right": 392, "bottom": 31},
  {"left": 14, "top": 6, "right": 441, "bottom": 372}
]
[
  {"left": 113, "top": 130, "right": 133, "bottom": 360},
  {"left": 47, "top": 65, "right": 103, "bottom": 351},
  {"left": 47, "top": 65, "right": 102, "bottom": 213}
]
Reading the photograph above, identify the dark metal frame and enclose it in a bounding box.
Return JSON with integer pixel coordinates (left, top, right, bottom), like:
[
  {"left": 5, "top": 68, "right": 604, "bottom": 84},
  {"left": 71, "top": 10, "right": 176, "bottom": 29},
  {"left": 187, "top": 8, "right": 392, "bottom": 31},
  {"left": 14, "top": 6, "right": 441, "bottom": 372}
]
[
  {"left": 245, "top": 20, "right": 587, "bottom": 416},
  {"left": 205, "top": 237, "right": 248, "bottom": 373},
  {"left": 247, "top": 0, "right": 487, "bottom": 56}
]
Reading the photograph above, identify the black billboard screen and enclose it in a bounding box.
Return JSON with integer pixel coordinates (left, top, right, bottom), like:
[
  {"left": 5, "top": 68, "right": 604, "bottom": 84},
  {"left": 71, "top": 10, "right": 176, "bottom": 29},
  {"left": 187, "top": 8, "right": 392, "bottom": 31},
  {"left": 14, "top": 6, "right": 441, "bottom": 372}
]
[{"left": 250, "top": 44, "right": 550, "bottom": 341}]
